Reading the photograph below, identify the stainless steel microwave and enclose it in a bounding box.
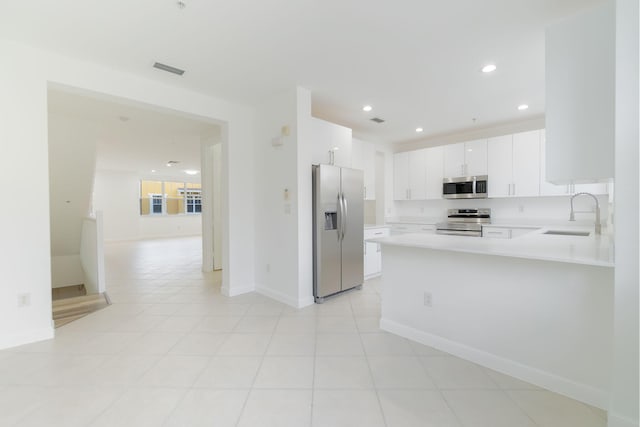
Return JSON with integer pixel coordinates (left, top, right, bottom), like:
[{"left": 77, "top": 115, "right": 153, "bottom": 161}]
[{"left": 442, "top": 175, "right": 488, "bottom": 199}]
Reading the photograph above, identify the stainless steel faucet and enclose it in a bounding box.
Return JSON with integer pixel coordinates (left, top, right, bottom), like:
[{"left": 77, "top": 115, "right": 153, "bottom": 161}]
[{"left": 569, "top": 192, "right": 601, "bottom": 235}]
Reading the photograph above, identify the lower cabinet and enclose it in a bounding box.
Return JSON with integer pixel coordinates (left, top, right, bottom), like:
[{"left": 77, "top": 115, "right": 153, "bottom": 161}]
[{"left": 364, "top": 227, "right": 390, "bottom": 279}]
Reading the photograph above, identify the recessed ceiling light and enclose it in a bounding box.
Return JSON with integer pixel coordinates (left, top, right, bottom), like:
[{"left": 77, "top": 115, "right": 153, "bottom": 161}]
[
  {"left": 518, "top": 104, "right": 529, "bottom": 111},
  {"left": 362, "top": 105, "right": 372, "bottom": 112},
  {"left": 416, "top": 127, "right": 423, "bottom": 133},
  {"left": 184, "top": 170, "right": 199, "bottom": 175},
  {"left": 151, "top": 169, "right": 156, "bottom": 173},
  {"left": 482, "top": 64, "right": 497, "bottom": 73},
  {"left": 332, "top": 146, "right": 340, "bottom": 151}
]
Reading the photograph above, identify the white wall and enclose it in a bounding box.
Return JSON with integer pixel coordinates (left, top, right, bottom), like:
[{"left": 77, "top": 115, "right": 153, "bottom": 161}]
[
  {"left": 0, "top": 38, "right": 255, "bottom": 349},
  {"left": 391, "top": 195, "right": 610, "bottom": 226},
  {"left": 253, "top": 88, "right": 306, "bottom": 306},
  {"left": 48, "top": 113, "right": 99, "bottom": 287},
  {"left": 608, "top": 0, "right": 639, "bottom": 426}
]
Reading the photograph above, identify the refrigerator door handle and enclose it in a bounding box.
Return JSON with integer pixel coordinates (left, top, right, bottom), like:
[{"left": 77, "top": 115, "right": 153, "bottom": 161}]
[
  {"left": 337, "top": 193, "right": 343, "bottom": 241},
  {"left": 342, "top": 192, "right": 348, "bottom": 240}
]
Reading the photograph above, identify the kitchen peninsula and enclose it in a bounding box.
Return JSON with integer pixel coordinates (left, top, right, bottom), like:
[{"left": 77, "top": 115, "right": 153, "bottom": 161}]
[{"left": 372, "top": 229, "right": 614, "bottom": 410}]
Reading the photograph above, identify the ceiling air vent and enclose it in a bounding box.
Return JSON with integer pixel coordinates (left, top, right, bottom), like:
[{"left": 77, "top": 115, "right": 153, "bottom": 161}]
[
  {"left": 153, "top": 62, "right": 185, "bottom": 76},
  {"left": 370, "top": 117, "right": 385, "bottom": 123}
]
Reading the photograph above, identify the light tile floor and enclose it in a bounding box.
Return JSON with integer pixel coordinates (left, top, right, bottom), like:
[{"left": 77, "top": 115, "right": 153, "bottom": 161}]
[{"left": 0, "top": 236, "right": 607, "bottom": 426}]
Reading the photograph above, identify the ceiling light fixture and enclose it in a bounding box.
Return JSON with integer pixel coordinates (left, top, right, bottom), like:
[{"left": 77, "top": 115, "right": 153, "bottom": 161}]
[
  {"left": 416, "top": 127, "right": 423, "bottom": 133},
  {"left": 184, "top": 170, "right": 199, "bottom": 175},
  {"left": 362, "top": 105, "right": 372, "bottom": 112},
  {"left": 166, "top": 160, "right": 180, "bottom": 167},
  {"left": 151, "top": 169, "right": 156, "bottom": 173},
  {"left": 518, "top": 104, "right": 529, "bottom": 111},
  {"left": 482, "top": 64, "right": 497, "bottom": 73}
]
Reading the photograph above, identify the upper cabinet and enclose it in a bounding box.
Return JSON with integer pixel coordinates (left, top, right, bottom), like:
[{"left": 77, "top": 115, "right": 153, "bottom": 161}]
[
  {"left": 310, "top": 117, "right": 352, "bottom": 168},
  {"left": 351, "top": 138, "right": 376, "bottom": 200},
  {"left": 545, "top": 2, "right": 615, "bottom": 183},
  {"left": 393, "top": 149, "right": 428, "bottom": 200},
  {"left": 487, "top": 131, "right": 540, "bottom": 198},
  {"left": 425, "top": 146, "right": 444, "bottom": 200},
  {"left": 539, "top": 131, "right": 608, "bottom": 196},
  {"left": 443, "top": 140, "right": 487, "bottom": 178}
]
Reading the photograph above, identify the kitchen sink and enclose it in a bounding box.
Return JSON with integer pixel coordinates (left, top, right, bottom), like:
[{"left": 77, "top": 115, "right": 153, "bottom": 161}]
[{"left": 543, "top": 230, "right": 590, "bottom": 237}]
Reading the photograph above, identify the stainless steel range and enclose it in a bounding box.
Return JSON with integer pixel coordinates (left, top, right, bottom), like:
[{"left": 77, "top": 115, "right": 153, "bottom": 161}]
[{"left": 436, "top": 208, "right": 491, "bottom": 237}]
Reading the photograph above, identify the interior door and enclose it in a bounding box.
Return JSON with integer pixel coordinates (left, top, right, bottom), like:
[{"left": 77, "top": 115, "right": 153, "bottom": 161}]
[{"left": 340, "top": 167, "right": 364, "bottom": 291}]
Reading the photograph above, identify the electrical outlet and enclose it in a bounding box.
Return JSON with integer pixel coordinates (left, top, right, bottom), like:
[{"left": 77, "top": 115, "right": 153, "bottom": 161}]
[
  {"left": 17, "top": 293, "right": 31, "bottom": 307},
  {"left": 423, "top": 292, "right": 433, "bottom": 307},
  {"left": 518, "top": 204, "right": 525, "bottom": 213}
]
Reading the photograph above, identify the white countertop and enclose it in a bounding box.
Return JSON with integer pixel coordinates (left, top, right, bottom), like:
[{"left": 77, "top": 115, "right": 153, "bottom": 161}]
[{"left": 370, "top": 227, "right": 614, "bottom": 268}]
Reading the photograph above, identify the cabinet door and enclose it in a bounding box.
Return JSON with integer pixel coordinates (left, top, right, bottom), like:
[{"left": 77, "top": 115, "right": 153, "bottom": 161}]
[
  {"left": 539, "top": 130, "right": 571, "bottom": 196},
  {"left": 464, "top": 139, "right": 488, "bottom": 176},
  {"left": 443, "top": 143, "right": 465, "bottom": 177},
  {"left": 329, "top": 124, "right": 353, "bottom": 168},
  {"left": 408, "top": 149, "right": 428, "bottom": 200},
  {"left": 364, "top": 241, "right": 378, "bottom": 277},
  {"left": 487, "top": 135, "right": 513, "bottom": 198},
  {"left": 425, "top": 146, "right": 444, "bottom": 199},
  {"left": 310, "top": 118, "right": 352, "bottom": 166},
  {"left": 393, "top": 152, "right": 409, "bottom": 200},
  {"left": 362, "top": 143, "right": 376, "bottom": 200},
  {"left": 512, "top": 130, "right": 541, "bottom": 197}
]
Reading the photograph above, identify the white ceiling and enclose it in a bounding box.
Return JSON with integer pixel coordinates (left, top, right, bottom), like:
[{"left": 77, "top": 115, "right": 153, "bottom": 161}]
[
  {"left": 2, "top": 0, "right": 603, "bottom": 143},
  {"left": 48, "top": 89, "right": 218, "bottom": 179}
]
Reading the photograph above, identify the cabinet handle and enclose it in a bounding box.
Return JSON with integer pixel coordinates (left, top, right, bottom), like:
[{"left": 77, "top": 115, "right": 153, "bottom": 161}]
[
  {"left": 512, "top": 183, "right": 516, "bottom": 195},
  {"left": 376, "top": 244, "right": 381, "bottom": 253},
  {"left": 364, "top": 186, "right": 367, "bottom": 199},
  {"left": 374, "top": 232, "right": 383, "bottom": 235}
]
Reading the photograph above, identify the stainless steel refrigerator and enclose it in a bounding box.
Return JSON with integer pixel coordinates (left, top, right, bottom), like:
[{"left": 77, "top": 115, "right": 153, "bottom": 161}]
[{"left": 312, "top": 164, "right": 364, "bottom": 303}]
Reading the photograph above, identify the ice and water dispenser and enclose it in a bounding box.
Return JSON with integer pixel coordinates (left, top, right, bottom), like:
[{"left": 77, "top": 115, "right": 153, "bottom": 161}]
[{"left": 324, "top": 211, "right": 337, "bottom": 230}]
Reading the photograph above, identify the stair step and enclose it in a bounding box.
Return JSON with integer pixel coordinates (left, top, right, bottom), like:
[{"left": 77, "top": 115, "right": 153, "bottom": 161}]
[{"left": 52, "top": 293, "right": 110, "bottom": 328}]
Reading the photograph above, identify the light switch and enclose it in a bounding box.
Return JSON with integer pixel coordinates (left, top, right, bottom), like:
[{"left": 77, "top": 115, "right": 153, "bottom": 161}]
[{"left": 284, "top": 188, "right": 289, "bottom": 201}]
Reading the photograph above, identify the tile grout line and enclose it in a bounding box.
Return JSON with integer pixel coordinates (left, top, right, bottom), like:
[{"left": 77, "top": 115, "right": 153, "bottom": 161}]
[{"left": 352, "top": 284, "right": 389, "bottom": 427}]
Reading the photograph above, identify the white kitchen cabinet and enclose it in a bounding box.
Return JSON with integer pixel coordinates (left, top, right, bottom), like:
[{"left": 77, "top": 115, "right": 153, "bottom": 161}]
[
  {"left": 540, "top": 131, "right": 608, "bottom": 196},
  {"left": 352, "top": 138, "right": 376, "bottom": 200},
  {"left": 310, "top": 117, "right": 352, "bottom": 167},
  {"left": 488, "top": 131, "right": 540, "bottom": 198},
  {"left": 512, "top": 130, "right": 541, "bottom": 197},
  {"left": 364, "top": 227, "right": 389, "bottom": 279},
  {"left": 393, "top": 152, "right": 410, "bottom": 200},
  {"left": 545, "top": 2, "right": 614, "bottom": 184},
  {"left": 393, "top": 149, "right": 427, "bottom": 200},
  {"left": 425, "top": 146, "right": 444, "bottom": 199},
  {"left": 443, "top": 140, "right": 487, "bottom": 178},
  {"left": 487, "top": 135, "right": 513, "bottom": 198}
]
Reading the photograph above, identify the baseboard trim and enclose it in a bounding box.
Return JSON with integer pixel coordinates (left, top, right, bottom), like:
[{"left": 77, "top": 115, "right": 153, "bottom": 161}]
[
  {"left": 0, "top": 326, "right": 55, "bottom": 350},
  {"left": 255, "top": 285, "right": 314, "bottom": 309},
  {"left": 380, "top": 317, "right": 609, "bottom": 410},
  {"left": 608, "top": 413, "right": 639, "bottom": 427},
  {"left": 221, "top": 283, "right": 254, "bottom": 297}
]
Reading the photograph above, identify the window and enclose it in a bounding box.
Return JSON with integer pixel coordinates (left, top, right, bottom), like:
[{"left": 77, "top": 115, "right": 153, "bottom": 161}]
[
  {"left": 150, "top": 194, "right": 163, "bottom": 214},
  {"left": 140, "top": 180, "right": 202, "bottom": 216}
]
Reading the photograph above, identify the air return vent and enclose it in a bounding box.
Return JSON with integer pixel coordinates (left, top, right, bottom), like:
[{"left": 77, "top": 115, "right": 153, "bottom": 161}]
[
  {"left": 370, "top": 117, "right": 385, "bottom": 123},
  {"left": 153, "top": 62, "right": 185, "bottom": 76}
]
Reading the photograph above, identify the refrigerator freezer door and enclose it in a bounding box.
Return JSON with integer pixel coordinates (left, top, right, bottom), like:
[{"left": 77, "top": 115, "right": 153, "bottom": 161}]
[
  {"left": 339, "top": 167, "right": 364, "bottom": 291},
  {"left": 313, "top": 164, "right": 342, "bottom": 299}
]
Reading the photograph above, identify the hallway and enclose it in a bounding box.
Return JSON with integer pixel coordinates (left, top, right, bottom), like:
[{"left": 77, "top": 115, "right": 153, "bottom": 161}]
[{"left": 0, "top": 237, "right": 606, "bottom": 426}]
